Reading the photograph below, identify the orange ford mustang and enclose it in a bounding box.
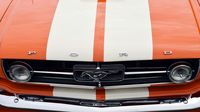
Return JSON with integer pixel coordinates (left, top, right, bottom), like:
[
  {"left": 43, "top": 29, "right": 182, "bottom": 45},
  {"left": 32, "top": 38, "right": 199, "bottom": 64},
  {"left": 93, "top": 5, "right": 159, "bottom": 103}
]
[{"left": 0, "top": 0, "right": 200, "bottom": 111}]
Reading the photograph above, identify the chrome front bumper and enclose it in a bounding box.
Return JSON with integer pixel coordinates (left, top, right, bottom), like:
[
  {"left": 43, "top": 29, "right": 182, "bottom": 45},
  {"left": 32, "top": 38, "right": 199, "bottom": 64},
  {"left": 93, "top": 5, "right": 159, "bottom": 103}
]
[{"left": 0, "top": 94, "right": 200, "bottom": 112}]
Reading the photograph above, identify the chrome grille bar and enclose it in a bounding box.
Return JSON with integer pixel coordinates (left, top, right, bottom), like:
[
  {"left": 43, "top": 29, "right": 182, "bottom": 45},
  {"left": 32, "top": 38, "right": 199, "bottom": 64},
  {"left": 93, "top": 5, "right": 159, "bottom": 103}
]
[
  {"left": 125, "top": 71, "right": 167, "bottom": 75},
  {"left": 32, "top": 70, "right": 167, "bottom": 75},
  {"left": 32, "top": 71, "right": 73, "bottom": 75}
]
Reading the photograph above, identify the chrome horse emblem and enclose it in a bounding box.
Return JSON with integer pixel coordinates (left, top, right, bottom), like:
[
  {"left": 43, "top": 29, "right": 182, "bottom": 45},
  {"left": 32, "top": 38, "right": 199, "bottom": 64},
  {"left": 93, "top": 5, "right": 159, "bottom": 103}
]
[{"left": 81, "top": 71, "right": 111, "bottom": 81}]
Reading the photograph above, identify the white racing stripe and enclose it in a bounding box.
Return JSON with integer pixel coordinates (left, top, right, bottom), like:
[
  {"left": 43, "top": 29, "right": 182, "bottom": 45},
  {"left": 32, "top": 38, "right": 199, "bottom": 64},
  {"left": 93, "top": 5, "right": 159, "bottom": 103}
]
[
  {"left": 53, "top": 86, "right": 149, "bottom": 100},
  {"left": 53, "top": 87, "right": 96, "bottom": 100},
  {"left": 104, "top": 0, "right": 153, "bottom": 61},
  {"left": 46, "top": 0, "right": 97, "bottom": 61},
  {"left": 105, "top": 88, "right": 149, "bottom": 100}
]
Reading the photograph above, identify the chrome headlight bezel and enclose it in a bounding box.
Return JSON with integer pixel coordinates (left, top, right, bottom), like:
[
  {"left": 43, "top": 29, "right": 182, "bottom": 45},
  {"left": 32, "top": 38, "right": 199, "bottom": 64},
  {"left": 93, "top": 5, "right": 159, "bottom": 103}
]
[
  {"left": 8, "top": 63, "right": 32, "bottom": 83},
  {"left": 168, "top": 63, "right": 193, "bottom": 84}
]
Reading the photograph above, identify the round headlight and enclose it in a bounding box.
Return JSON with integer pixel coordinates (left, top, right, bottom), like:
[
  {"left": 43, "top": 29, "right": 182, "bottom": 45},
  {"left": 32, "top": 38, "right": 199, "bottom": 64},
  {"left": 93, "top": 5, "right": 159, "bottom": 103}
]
[
  {"left": 168, "top": 65, "right": 192, "bottom": 83},
  {"left": 9, "top": 65, "right": 32, "bottom": 82}
]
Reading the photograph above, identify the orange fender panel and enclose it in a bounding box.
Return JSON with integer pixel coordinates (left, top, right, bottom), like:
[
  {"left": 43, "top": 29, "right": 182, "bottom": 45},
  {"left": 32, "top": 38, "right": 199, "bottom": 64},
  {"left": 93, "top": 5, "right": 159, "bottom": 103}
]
[
  {"left": 150, "top": 0, "right": 200, "bottom": 59},
  {"left": 0, "top": 79, "right": 53, "bottom": 97},
  {"left": 0, "top": 0, "right": 58, "bottom": 60}
]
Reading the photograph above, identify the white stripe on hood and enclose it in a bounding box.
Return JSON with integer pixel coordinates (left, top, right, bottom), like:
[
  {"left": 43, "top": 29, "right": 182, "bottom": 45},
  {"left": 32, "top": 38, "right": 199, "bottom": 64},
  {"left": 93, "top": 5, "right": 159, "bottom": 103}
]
[
  {"left": 104, "top": 0, "right": 153, "bottom": 61},
  {"left": 46, "top": 0, "right": 97, "bottom": 61}
]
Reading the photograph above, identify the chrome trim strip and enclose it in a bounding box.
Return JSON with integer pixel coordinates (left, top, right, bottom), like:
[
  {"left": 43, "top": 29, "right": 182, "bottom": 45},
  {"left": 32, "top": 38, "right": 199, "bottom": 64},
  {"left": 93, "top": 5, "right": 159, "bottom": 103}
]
[
  {"left": 36, "top": 82, "right": 171, "bottom": 89},
  {"left": 104, "top": 83, "right": 170, "bottom": 89},
  {"left": 32, "top": 70, "right": 167, "bottom": 75},
  {"left": 125, "top": 71, "right": 167, "bottom": 75},
  {"left": 0, "top": 94, "right": 200, "bottom": 112},
  {"left": 123, "top": 76, "right": 163, "bottom": 80},
  {"left": 32, "top": 71, "right": 73, "bottom": 75}
]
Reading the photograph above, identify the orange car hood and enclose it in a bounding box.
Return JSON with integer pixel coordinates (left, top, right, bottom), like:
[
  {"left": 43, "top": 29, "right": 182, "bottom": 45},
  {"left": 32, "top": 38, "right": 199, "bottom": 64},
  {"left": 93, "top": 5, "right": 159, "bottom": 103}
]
[{"left": 0, "top": 0, "right": 200, "bottom": 62}]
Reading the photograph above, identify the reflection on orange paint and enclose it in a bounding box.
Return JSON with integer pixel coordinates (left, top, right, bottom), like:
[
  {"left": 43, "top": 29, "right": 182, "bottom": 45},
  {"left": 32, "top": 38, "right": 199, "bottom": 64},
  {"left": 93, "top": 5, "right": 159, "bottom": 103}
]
[
  {"left": 189, "top": 0, "right": 200, "bottom": 33},
  {"left": 0, "top": 0, "right": 58, "bottom": 60},
  {"left": 149, "top": 0, "right": 200, "bottom": 59},
  {"left": 0, "top": 0, "right": 12, "bottom": 21}
]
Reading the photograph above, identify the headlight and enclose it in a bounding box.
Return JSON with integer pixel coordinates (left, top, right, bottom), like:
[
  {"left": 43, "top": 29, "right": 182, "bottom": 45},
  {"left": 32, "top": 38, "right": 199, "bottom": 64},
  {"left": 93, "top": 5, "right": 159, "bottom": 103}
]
[
  {"left": 9, "top": 64, "right": 32, "bottom": 82},
  {"left": 168, "top": 65, "right": 192, "bottom": 83}
]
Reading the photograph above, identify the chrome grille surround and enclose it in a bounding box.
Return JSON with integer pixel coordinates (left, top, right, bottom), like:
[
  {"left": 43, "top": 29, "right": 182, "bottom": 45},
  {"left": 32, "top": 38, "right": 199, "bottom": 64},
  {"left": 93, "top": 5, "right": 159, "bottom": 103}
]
[{"left": 2, "top": 59, "right": 199, "bottom": 87}]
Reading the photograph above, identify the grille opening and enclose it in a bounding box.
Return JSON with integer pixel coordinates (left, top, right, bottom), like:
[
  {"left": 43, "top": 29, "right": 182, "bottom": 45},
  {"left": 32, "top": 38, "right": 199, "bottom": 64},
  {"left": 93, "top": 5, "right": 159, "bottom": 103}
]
[{"left": 2, "top": 59, "right": 199, "bottom": 86}]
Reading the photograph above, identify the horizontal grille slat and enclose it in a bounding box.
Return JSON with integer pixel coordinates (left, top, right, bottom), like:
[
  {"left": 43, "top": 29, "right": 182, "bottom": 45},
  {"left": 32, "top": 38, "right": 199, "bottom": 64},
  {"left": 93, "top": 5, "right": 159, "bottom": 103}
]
[
  {"left": 126, "top": 67, "right": 166, "bottom": 70},
  {"left": 32, "top": 71, "right": 73, "bottom": 75},
  {"left": 123, "top": 76, "right": 164, "bottom": 80},
  {"left": 125, "top": 71, "right": 167, "bottom": 75},
  {"left": 33, "top": 76, "right": 74, "bottom": 80}
]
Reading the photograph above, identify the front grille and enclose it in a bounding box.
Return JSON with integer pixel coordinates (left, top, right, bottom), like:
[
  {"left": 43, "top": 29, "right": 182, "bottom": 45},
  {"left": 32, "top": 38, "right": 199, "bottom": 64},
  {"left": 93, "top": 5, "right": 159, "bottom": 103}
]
[{"left": 2, "top": 59, "right": 199, "bottom": 86}]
